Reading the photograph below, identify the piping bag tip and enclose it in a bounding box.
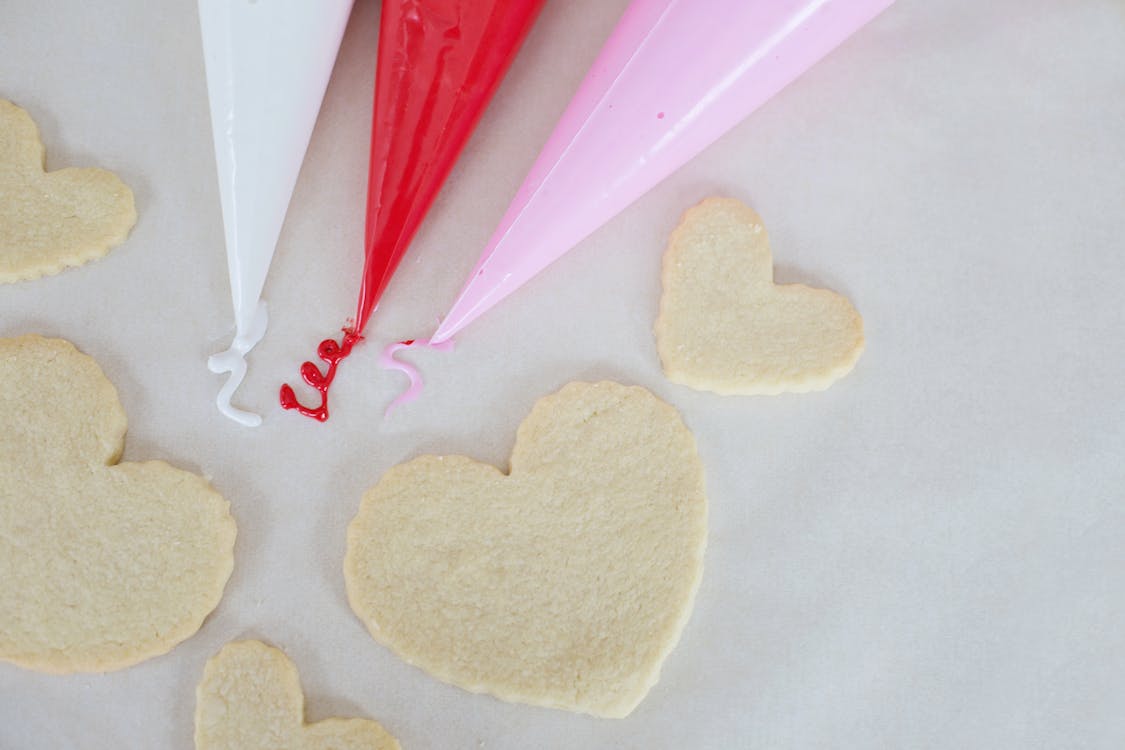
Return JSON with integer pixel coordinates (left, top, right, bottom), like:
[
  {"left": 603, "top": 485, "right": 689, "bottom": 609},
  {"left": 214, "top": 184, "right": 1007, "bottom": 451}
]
[
  {"left": 378, "top": 337, "right": 455, "bottom": 417},
  {"left": 280, "top": 328, "right": 362, "bottom": 422},
  {"left": 208, "top": 302, "right": 269, "bottom": 427}
]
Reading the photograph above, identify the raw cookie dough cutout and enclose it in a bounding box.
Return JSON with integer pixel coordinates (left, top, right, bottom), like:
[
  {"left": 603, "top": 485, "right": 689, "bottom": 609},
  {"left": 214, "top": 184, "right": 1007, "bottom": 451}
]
[
  {"left": 0, "top": 99, "right": 136, "bottom": 282},
  {"left": 0, "top": 335, "right": 236, "bottom": 673},
  {"left": 345, "top": 381, "right": 707, "bottom": 718},
  {"left": 195, "top": 640, "right": 400, "bottom": 750},
  {"left": 655, "top": 197, "right": 864, "bottom": 394}
]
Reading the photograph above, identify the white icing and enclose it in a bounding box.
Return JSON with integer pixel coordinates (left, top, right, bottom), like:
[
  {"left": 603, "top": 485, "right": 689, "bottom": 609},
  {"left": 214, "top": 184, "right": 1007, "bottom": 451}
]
[
  {"left": 208, "top": 302, "right": 269, "bottom": 427},
  {"left": 198, "top": 0, "right": 354, "bottom": 425}
]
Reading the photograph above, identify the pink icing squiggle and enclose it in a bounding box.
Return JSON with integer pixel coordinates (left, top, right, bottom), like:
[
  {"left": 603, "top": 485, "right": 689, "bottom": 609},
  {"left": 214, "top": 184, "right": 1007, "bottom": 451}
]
[{"left": 378, "top": 338, "right": 455, "bottom": 417}]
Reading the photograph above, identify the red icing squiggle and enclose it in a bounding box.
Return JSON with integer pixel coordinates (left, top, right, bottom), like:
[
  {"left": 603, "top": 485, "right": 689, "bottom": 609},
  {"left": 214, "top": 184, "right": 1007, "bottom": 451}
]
[
  {"left": 279, "top": 330, "right": 361, "bottom": 422},
  {"left": 279, "top": 1, "right": 542, "bottom": 423}
]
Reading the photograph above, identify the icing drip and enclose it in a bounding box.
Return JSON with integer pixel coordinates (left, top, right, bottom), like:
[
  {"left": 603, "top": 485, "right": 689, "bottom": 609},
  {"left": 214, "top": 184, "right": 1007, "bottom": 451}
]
[
  {"left": 377, "top": 338, "right": 455, "bottom": 416},
  {"left": 279, "top": 329, "right": 361, "bottom": 422},
  {"left": 208, "top": 302, "right": 269, "bottom": 427}
]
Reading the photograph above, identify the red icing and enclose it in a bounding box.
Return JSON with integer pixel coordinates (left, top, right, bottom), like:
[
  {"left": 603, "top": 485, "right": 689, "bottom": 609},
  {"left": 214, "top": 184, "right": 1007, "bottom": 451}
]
[
  {"left": 282, "top": 0, "right": 544, "bottom": 422},
  {"left": 279, "top": 330, "right": 361, "bottom": 422},
  {"left": 353, "top": 0, "right": 546, "bottom": 336}
]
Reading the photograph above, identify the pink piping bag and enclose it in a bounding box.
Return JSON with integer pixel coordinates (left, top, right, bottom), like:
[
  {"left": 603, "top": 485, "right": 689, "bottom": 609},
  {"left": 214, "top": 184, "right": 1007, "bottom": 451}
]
[{"left": 384, "top": 0, "right": 896, "bottom": 407}]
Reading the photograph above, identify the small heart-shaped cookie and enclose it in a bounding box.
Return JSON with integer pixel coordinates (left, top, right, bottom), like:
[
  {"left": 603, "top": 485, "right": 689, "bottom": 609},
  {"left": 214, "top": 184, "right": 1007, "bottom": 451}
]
[
  {"left": 345, "top": 381, "right": 707, "bottom": 718},
  {"left": 195, "top": 640, "right": 400, "bottom": 750},
  {"left": 0, "top": 336, "right": 236, "bottom": 673},
  {"left": 0, "top": 99, "right": 136, "bottom": 282},
  {"left": 655, "top": 197, "right": 864, "bottom": 394}
]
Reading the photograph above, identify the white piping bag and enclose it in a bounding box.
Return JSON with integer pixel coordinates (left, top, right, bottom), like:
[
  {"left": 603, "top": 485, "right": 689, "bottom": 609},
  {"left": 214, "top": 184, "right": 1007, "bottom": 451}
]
[{"left": 199, "top": 0, "right": 354, "bottom": 426}]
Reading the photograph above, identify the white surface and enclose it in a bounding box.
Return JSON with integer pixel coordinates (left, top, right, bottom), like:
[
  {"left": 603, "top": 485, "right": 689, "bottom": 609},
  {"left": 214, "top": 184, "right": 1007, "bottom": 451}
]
[{"left": 1, "top": 0, "right": 1123, "bottom": 748}]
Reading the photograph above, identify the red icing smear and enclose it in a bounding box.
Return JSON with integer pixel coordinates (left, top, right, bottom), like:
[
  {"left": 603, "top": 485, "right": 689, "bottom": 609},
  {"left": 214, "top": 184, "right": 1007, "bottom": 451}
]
[{"left": 279, "top": 330, "right": 361, "bottom": 422}]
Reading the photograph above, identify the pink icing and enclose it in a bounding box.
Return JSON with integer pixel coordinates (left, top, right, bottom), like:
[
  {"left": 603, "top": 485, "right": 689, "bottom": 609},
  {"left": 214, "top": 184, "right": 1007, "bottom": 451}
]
[{"left": 378, "top": 338, "right": 456, "bottom": 416}]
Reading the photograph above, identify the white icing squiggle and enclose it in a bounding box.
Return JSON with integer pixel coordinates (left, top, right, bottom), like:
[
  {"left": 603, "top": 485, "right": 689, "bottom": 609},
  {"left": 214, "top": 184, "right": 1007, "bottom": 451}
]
[{"left": 208, "top": 302, "right": 269, "bottom": 427}]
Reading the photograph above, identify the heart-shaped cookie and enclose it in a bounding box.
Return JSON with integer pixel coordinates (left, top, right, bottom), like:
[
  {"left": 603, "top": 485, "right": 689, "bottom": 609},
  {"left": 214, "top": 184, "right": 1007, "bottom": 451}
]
[
  {"left": 345, "top": 381, "right": 707, "bottom": 718},
  {"left": 195, "top": 640, "right": 400, "bottom": 750},
  {"left": 0, "top": 99, "right": 136, "bottom": 282},
  {"left": 655, "top": 197, "right": 864, "bottom": 394},
  {"left": 0, "top": 335, "right": 236, "bottom": 673}
]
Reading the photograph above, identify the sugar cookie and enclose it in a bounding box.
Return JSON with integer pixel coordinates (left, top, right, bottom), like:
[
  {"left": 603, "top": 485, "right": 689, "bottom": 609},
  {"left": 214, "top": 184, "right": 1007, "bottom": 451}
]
[
  {"left": 195, "top": 640, "right": 400, "bottom": 750},
  {"left": 345, "top": 381, "right": 707, "bottom": 718},
  {"left": 0, "top": 335, "right": 235, "bottom": 673},
  {"left": 0, "top": 99, "right": 136, "bottom": 282},
  {"left": 655, "top": 197, "right": 864, "bottom": 394}
]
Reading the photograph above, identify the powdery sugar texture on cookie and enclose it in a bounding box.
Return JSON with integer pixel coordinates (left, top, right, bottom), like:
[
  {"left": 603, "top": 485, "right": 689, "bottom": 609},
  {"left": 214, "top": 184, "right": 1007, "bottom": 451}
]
[
  {"left": 0, "top": 100, "right": 135, "bottom": 283},
  {"left": 656, "top": 197, "right": 864, "bottom": 395},
  {"left": 0, "top": 336, "right": 235, "bottom": 673},
  {"left": 345, "top": 381, "right": 707, "bottom": 718},
  {"left": 195, "top": 640, "right": 400, "bottom": 750}
]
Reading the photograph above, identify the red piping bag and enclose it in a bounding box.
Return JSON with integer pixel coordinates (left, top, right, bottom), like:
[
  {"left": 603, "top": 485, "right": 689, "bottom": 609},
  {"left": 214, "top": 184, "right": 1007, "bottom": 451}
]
[{"left": 281, "top": 0, "right": 546, "bottom": 421}]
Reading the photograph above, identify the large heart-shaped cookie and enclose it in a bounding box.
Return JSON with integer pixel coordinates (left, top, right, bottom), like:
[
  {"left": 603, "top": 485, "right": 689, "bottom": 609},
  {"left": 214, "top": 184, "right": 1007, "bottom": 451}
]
[
  {"left": 345, "top": 381, "right": 707, "bottom": 718},
  {"left": 195, "top": 640, "right": 400, "bottom": 750},
  {"left": 0, "top": 99, "right": 136, "bottom": 282},
  {"left": 655, "top": 197, "right": 864, "bottom": 394},
  {"left": 0, "top": 336, "right": 236, "bottom": 673}
]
